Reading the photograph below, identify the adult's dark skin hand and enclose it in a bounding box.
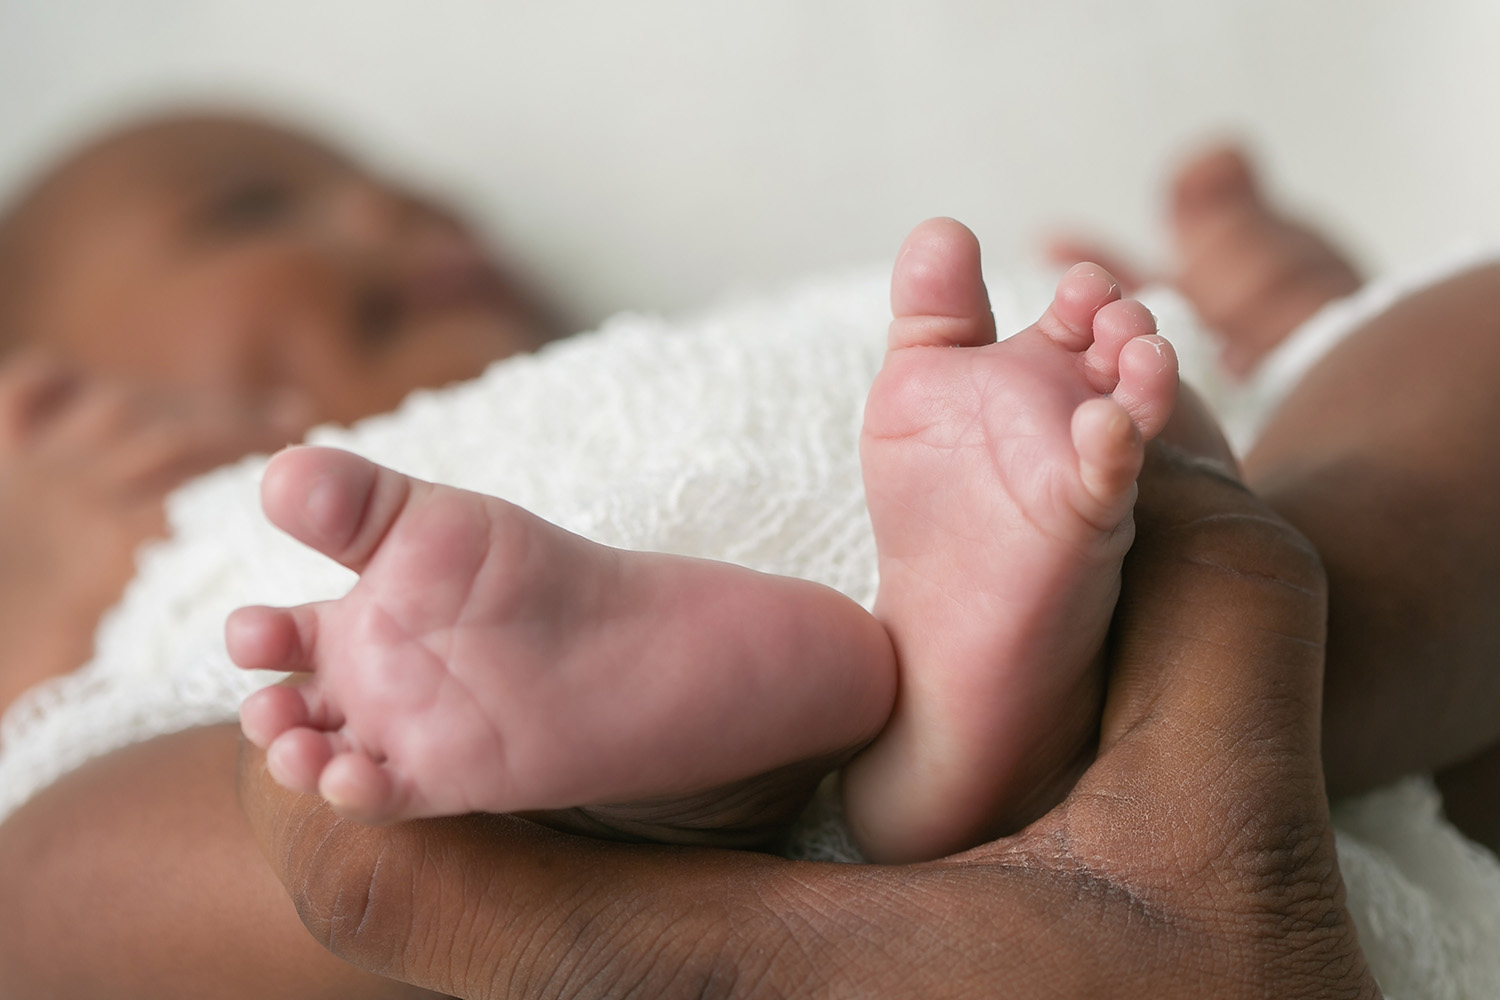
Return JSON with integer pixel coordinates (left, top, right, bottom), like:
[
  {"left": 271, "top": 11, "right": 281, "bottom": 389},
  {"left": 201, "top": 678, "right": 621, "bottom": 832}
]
[{"left": 239, "top": 446, "right": 1381, "bottom": 999}]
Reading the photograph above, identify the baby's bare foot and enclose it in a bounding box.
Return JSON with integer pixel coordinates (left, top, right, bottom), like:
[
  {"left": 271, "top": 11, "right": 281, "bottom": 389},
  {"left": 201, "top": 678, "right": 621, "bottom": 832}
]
[
  {"left": 1171, "top": 145, "right": 1362, "bottom": 375},
  {"left": 844, "top": 219, "right": 1178, "bottom": 862},
  {"left": 230, "top": 448, "right": 894, "bottom": 826},
  {"left": 1048, "top": 146, "right": 1362, "bottom": 378}
]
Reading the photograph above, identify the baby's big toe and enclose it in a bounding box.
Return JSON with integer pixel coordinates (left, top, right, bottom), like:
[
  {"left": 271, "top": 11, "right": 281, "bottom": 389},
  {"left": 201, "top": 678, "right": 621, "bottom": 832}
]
[
  {"left": 888, "top": 218, "right": 997, "bottom": 350},
  {"left": 261, "top": 447, "right": 415, "bottom": 572}
]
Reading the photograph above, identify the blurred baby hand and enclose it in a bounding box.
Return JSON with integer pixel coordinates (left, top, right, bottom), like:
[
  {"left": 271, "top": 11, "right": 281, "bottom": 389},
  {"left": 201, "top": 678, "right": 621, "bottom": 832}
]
[{"left": 0, "top": 352, "right": 307, "bottom": 711}]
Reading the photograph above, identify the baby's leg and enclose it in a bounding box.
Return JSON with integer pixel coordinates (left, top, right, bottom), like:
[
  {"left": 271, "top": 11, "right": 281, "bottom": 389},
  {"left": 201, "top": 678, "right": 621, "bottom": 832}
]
[
  {"left": 1163, "top": 160, "right": 1500, "bottom": 847},
  {"left": 1048, "top": 145, "right": 1363, "bottom": 375},
  {"left": 1243, "top": 261, "right": 1500, "bottom": 816},
  {"left": 1168, "top": 146, "right": 1362, "bottom": 374},
  {"left": 843, "top": 219, "right": 1178, "bottom": 862},
  {"left": 229, "top": 447, "right": 896, "bottom": 825}
]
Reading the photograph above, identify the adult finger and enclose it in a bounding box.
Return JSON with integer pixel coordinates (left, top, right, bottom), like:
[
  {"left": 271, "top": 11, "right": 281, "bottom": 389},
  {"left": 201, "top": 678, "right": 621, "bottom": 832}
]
[
  {"left": 241, "top": 738, "right": 1174, "bottom": 998},
  {"left": 997, "top": 444, "right": 1363, "bottom": 972},
  {"left": 1097, "top": 443, "right": 1327, "bottom": 812},
  {"left": 239, "top": 745, "right": 835, "bottom": 998}
]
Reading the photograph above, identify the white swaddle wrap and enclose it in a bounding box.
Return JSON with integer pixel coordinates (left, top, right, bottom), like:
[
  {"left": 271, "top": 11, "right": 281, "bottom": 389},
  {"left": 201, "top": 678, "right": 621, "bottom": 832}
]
[{"left": 2, "top": 261, "right": 1497, "bottom": 997}]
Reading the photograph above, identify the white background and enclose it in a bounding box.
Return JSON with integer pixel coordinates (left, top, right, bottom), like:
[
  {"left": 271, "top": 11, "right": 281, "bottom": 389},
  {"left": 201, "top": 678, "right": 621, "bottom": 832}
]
[{"left": 3, "top": 0, "right": 1498, "bottom": 329}]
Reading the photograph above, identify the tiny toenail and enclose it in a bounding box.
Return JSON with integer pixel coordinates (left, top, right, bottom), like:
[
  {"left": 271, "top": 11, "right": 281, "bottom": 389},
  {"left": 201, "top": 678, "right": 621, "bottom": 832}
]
[
  {"left": 1138, "top": 336, "right": 1176, "bottom": 372},
  {"left": 1068, "top": 263, "right": 1119, "bottom": 296}
]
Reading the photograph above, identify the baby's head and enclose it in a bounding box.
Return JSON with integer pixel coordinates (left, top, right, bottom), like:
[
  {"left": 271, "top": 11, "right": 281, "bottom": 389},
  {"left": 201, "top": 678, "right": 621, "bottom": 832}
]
[{"left": 0, "top": 113, "right": 560, "bottom": 428}]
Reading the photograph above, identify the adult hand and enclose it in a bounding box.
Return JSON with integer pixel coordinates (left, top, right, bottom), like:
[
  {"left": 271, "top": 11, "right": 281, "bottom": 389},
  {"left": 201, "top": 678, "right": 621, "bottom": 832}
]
[
  {"left": 0, "top": 353, "right": 302, "bottom": 711},
  {"left": 240, "top": 446, "right": 1380, "bottom": 998}
]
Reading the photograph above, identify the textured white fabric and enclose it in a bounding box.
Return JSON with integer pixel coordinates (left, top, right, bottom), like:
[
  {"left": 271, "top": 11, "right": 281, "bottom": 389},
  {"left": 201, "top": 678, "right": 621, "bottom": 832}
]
[{"left": 1, "top": 262, "right": 1497, "bottom": 995}]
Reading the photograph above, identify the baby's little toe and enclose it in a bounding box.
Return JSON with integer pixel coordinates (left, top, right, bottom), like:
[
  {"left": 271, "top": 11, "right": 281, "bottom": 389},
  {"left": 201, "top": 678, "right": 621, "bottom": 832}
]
[
  {"left": 1072, "top": 398, "right": 1145, "bottom": 516},
  {"left": 319, "top": 752, "right": 402, "bottom": 824}
]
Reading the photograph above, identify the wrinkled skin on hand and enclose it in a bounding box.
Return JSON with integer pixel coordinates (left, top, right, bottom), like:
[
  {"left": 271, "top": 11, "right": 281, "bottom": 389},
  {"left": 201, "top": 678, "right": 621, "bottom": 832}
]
[{"left": 239, "top": 445, "right": 1380, "bottom": 999}]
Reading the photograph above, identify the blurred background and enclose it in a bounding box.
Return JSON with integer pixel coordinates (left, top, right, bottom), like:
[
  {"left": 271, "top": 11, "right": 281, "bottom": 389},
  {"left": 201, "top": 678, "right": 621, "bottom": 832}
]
[{"left": 3, "top": 0, "right": 1499, "bottom": 329}]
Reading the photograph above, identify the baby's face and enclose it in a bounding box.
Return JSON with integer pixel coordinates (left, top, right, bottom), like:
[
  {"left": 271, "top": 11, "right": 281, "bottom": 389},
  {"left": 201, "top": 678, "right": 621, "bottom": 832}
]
[{"left": 8, "top": 116, "right": 552, "bottom": 427}]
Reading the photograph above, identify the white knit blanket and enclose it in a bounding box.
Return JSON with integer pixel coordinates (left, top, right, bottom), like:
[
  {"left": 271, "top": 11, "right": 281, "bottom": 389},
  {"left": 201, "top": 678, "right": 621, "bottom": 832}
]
[{"left": 2, "top": 263, "right": 1497, "bottom": 997}]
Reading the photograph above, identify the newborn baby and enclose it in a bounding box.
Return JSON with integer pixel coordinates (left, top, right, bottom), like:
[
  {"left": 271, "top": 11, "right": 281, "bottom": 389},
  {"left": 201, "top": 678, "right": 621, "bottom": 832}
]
[
  {"left": 229, "top": 221, "right": 1179, "bottom": 863},
  {"left": 9, "top": 112, "right": 1500, "bottom": 995},
  {"left": 1, "top": 112, "right": 1178, "bottom": 863},
  {"left": 28, "top": 113, "right": 1397, "bottom": 866}
]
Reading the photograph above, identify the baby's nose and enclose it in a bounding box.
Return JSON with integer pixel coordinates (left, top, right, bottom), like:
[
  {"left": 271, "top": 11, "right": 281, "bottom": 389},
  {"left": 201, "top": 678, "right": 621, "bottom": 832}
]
[{"left": 324, "top": 177, "right": 413, "bottom": 252}]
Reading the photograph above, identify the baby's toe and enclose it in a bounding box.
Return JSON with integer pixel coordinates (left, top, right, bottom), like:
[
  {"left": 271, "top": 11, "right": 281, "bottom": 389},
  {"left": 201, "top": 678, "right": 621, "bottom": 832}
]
[
  {"left": 1083, "top": 299, "right": 1159, "bottom": 390},
  {"left": 888, "top": 218, "right": 997, "bottom": 350},
  {"left": 1172, "top": 145, "right": 1262, "bottom": 220},
  {"left": 1111, "top": 335, "right": 1179, "bottom": 440},
  {"left": 1072, "top": 398, "right": 1145, "bottom": 518},
  {"left": 1037, "top": 263, "right": 1123, "bottom": 351},
  {"left": 226, "top": 604, "right": 321, "bottom": 673},
  {"left": 319, "top": 752, "right": 403, "bottom": 824},
  {"left": 239, "top": 684, "right": 313, "bottom": 748},
  {"left": 261, "top": 447, "right": 416, "bottom": 573},
  {"left": 266, "top": 726, "right": 341, "bottom": 797}
]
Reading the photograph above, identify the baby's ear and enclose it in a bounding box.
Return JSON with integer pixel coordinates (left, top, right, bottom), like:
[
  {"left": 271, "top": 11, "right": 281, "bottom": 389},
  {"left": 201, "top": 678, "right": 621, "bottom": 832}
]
[{"left": 0, "top": 350, "right": 76, "bottom": 452}]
